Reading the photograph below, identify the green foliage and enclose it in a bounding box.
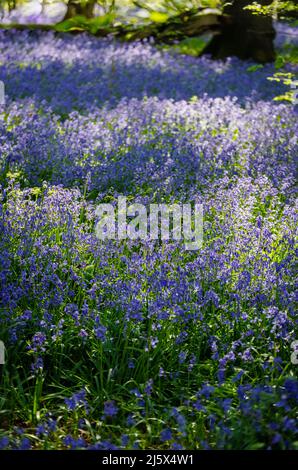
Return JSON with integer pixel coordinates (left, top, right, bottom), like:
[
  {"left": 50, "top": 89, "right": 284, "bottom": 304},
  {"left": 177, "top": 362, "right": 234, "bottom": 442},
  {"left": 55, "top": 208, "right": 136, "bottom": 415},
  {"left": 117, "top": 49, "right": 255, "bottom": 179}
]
[
  {"left": 276, "top": 44, "right": 298, "bottom": 65},
  {"left": 245, "top": 1, "right": 298, "bottom": 19},
  {"left": 164, "top": 35, "right": 210, "bottom": 56},
  {"left": 55, "top": 13, "right": 115, "bottom": 33},
  {"left": 247, "top": 64, "right": 264, "bottom": 72},
  {"left": 267, "top": 36, "right": 298, "bottom": 103},
  {"left": 133, "top": 0, "right": 223, "bottom": 16},
  {"left": 267, "top": 71, "right": 298, "bottom": 102},
  {"left": 149, "top": 11, "right": 169, "bottom": 23}
]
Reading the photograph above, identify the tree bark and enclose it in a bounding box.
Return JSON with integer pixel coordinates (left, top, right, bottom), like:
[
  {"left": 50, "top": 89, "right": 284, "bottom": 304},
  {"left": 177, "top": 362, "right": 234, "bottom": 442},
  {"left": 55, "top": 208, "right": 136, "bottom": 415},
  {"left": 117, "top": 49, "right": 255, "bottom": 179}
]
[
  {"left": 203, "top": 0, "right": 276, "bottom": 63},
  {"left": 63, "top": 0, "right": 96, "bottom": 20}
]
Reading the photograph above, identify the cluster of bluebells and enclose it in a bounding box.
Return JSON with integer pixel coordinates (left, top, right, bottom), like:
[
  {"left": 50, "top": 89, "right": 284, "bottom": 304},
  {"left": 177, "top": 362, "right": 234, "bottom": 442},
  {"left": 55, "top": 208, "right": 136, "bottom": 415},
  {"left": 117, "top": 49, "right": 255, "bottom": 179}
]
[
  {"left": 0, "top": 29, "right": 295, "bottom": 114},
  {"left": 64, "top": 389, "right": 89, "bottom": 413},
  {"left": 0, "top": 26, "right": 297, "bottom": 449}
]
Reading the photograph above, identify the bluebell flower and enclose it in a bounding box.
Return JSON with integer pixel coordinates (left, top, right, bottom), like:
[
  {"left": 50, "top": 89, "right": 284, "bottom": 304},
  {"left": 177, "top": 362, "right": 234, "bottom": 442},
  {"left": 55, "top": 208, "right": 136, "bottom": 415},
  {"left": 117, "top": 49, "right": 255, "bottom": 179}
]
[
  {"left": 36, "top": 423, "right": 48, "bottom": 437},
  {"left": 103, "top": 400, "right": 118, "bottom": 418},
  {"left": 121, "top": 434, "right": 129, "bottom": 447},
  {"left": 171, "top": 442, "right": 183, "bottom": 450},
  {"left": 144, "top": 379, "right": 153, "bottom": 396},
  {"left": 127, "top": 414, "right": 135, "bottom": 426},
  {"left": 160, "top": 429, "right": 172, "bottom": 442},
  {"left": 19, "top": 438, "right": 31, "bottom": 450},
  {"left": 0, "top": 437, "right": 9, "bottom": 450}
]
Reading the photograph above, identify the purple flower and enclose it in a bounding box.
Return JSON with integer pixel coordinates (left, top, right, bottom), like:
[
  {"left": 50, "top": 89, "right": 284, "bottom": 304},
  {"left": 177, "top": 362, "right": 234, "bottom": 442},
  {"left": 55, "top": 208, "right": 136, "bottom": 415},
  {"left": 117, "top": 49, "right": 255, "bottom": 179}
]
[
  {"left": 36, "top": 423, "right": 48, "bottom": 437},
  {"left": 144, "top": 379, "right": 153, "bottom": 396},
  {"left": 149, "top": 337, "right": 159, "bottom": 349},
  {"left": 178, "top": 351, "right": 187, "bottom": 364},
  {"left": 0, "top": 25, "right": 297, "bottom": 452},
  {"left": 19, "top": 438, "right": 31, "bottom": 450},
  {"left": 103, "top": 400, "right": 118, "bottom": 418},
  {"left": 121, "top": 434, "right": 129, "bottom": 447},
  {"left": 32, "top": 332, "right": 46, "bottom": 346},
  {"left": 65, "top": 389, "right": 88, "bottom": 412},
  {"left": 193, "top": 399, "right": 205, "bottom": 412},
  {"left": 63, "top": 435, "right": 76, "bottom": 447},
  {"left": 272, "top": 433, "right": 282, "bottom": 445},
  {"left": 78, "top": 328, "right": 88, "bottom": 338},
  {"left": 128, "top": 358, "right": 135, "bottom": 369},
  {"left": 171, "top": 442, "right": 184, "bottom": 450},
  {"left": 94, "top": 324, "right": 107, "bottom": 341},
  {"left": 222, "top": 398, "right": 232, "bottom": 413},
  {"left": 199, "top": 384, "right": 215, "bottom": 399},
  {"left": 160, "top": 429, "right": 172, "bottom": 442},
  {"left": 47, "top": 419, "right": 57, "bottom": 433},
  {"left": 241, "top": 348, "right": 253, "bottom": 361},
  {"left": 126, "top": 414, "right": 135, "bottom": 426},
  {"left": 200, "top": 440, "right": 210, "bottom": 450},
  {"left": 217, "top": 368, "right": 225, "bottom": 384},
  {"left": 31, "top": 357, "right": 44, "bottom": 372},
  {"left": 232, "top": 370, "right": 244, "bottom": 382},
  {"left": 89, "top": 440, "right": 119, "bottom": 450},
  {"left": 282, "top": 417, "right": 297, "bottom": 433},
  {"left": 284, "top": 378, "right": 298, "bottom": 402},
  {"left": 171, "top": 408, "right": 186, "bottom": 434},
  {"left": 0, "top": 437, "right": 9, "bottom": 449}
]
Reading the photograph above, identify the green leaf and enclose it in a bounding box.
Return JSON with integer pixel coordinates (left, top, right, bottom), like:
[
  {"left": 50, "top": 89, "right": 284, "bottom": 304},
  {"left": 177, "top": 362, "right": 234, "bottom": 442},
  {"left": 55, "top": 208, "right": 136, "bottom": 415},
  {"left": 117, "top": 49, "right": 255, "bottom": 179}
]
[
  {"left": 150, "top": 11, "right": 169, "bottom": 23},
  {"left": 273, "top": 93, "right": 293, "bottom": 102},
  {"left": 275, "top": 56, "right": 285, "bottom": 70},
  {"left": 54, "top": 16, "right": 87, "bottom": 32},
  {"left": 249, "top": 442, "right": 265, "bottom": 450},
  {"left": 89, "top": 13, "right": 115, "bottom": 29},
  {"left": 55, "top": 14, "right": 114, "bottom": 34},
  {"left": 247, "top": 64, "right": 264, "bottom": 73},
  {"left": 54, "top": 20, "right": 75, "bottom": 33}
]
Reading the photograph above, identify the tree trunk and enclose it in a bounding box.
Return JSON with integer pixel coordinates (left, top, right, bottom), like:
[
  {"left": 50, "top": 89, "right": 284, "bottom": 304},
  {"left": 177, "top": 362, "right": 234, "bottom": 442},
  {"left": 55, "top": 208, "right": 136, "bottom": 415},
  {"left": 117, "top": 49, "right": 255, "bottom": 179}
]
[
  {"left": 203, "top": 0, "right": 276, "bottom": 63},
  {"left": 63, "top": 1, "right": 96, "bottom": 20}
]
